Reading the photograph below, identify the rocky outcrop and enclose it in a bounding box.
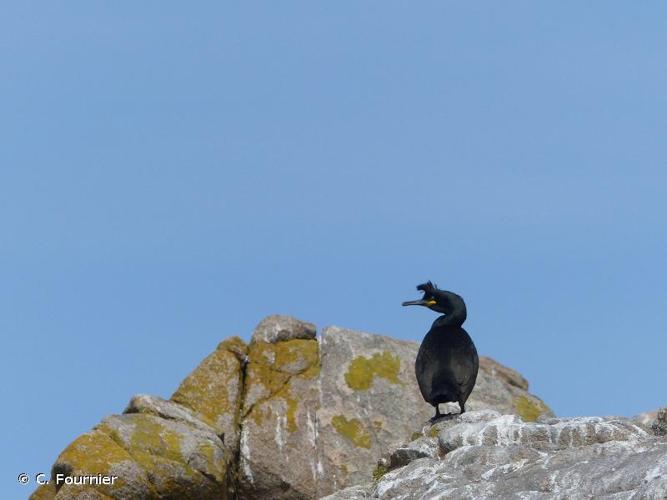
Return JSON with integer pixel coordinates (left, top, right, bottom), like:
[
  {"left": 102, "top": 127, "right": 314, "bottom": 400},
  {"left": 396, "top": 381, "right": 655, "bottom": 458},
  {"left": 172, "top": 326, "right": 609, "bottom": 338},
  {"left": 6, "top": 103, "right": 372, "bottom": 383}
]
[
  {"left": 326, "top": 410, "right": 667, "bottom": 499},
  {"left": 238, "top": 322, "right": 320, "bottom": 499},
  {"left": 32, "top": 315, "right": 553, "bottom": 499},
  {"left": 635, "top": 406, "right": 667, "bottom": 437}
]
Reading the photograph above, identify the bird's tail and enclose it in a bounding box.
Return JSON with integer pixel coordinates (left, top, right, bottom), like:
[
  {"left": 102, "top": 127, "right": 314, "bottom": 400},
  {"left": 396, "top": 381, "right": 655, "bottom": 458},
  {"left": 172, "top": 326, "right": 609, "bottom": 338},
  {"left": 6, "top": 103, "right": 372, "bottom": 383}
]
[{"left": 430, "top": 390, "right": 456, "bottom": 405}]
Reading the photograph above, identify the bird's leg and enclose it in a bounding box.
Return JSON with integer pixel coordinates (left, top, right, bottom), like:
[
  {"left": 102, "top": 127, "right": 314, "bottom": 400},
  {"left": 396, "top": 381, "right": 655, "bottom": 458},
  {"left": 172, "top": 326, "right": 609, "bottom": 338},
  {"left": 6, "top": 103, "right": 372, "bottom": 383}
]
[
  {"left": 429, "top": 404, "right": 445, "bottom": 423},
  {"left": 459, "top": 400, "right": 466, "bottom": 414}
]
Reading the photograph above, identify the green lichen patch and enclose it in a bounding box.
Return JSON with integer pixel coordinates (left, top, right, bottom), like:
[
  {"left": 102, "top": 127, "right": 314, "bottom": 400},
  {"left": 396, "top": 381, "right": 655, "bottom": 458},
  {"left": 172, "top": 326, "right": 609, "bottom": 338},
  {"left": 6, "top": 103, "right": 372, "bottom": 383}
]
[
  {"left": 372, "top": 464, "right": 388, "bottom": 482},
  {"left": 515, "top": 395, "right": 550, "bottom": 422},
  {"left": 332, "top": 415, "right": 372, "bottom": 449},
  {"left": 428, "top": 426, "right": 440, "bottom": 438},
  {"left": 411, "top": 431, "right": 423, "bottom": 441},
  {"left": 344, "top": 351, "right": 401, "bottom": 391}
]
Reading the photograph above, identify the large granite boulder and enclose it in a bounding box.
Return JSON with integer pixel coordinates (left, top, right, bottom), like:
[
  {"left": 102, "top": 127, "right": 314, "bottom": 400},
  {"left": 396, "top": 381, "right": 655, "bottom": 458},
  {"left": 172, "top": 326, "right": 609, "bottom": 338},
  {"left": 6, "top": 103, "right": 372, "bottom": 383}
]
[
  {"left": 31, "top": 316, "right": 553, "bottom": 500},
  {"left": 325, "top": 410, "right": 667, "bottom": 499},
  {"left": 42, "top": 397, "right": 232, "bottom": 499},
  {"left": 30, "top": 338, "right": 247, "bottom": 500},
  {"left": 237, "top": 318, "right": 320, "bottom": 499}
]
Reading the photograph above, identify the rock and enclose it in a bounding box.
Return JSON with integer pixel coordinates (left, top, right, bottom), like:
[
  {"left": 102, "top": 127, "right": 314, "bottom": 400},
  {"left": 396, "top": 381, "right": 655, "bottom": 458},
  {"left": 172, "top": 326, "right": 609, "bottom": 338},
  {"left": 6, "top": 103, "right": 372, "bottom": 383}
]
[
  {"left": 39, "top": 409, "right": 233, "bottom": 500},
  {"left": 439, "top": 413, "right": 648, "bottom": 452},
  {"left": 386, "top": 436, "right": 439, "bottom": 470},
  {"left": 634, "top": 408, "right": 658, "bottom": 429},
  {"left": 29, "top": 484, "right": 57, "bottom": 500},
  {"left": 50, "top": 429, "right": 154, "bottom": 499},
  {"left": 124, "top": 394, "right": 220, "bottom": 435},
  {"left": 317, "top": 484, "right": 371, "bottom": 499},
  {"left": 479, "top": 357, "right": 529, "bottom": 390},
  {"left": 327, "top": 410, "right": 667, "bottom": 499},
  {"left": 171, "top": 336, "right": 247, "bottom": 451},
  {"left": 251, "top": 315, "right": 316, "bottom": 344},
  {"left": 633, "top": 406, "right": 667, "bottom": 436},
  {"left": 316, "top": 326, "right": 435, "bottom": 494},
  {"left": 421, "top": 408, "right": 502, "bottom": 438},
  {"left": 237, "top": 335, "right": 321, "bottom": 499},
  {"left": 470, "top": 359, "right": 552, "bottom": 422},
  {"left": 96, "top": 413, "right": 229, "bottom": 497},
  {"left": 653, "top": 407, "right": 667, "bottom": 436},
  {"left": 32, "top": 316, "right": 554, "bottom": 500}
]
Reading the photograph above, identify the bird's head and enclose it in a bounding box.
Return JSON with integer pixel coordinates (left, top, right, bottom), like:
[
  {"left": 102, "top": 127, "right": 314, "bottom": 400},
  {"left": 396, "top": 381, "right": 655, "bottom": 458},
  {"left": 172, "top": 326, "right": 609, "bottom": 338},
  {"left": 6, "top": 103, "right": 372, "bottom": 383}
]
[{"left": 402, "top": 281, "right": 467, "bottom": 322}]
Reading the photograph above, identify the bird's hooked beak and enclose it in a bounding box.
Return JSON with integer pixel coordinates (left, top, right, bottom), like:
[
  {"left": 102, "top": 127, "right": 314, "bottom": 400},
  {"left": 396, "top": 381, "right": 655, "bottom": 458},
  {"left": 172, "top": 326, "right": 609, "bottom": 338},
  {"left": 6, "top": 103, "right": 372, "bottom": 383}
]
[{"left": 402, "top": 298, "right": 437, "bottom": 307}]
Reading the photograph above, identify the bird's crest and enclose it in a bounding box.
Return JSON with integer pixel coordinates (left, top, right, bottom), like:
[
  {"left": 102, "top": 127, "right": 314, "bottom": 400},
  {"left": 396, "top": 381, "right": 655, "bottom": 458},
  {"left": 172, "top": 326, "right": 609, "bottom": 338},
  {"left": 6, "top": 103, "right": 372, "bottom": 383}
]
[{"left": 417, "top": 281, "right": 438, "bottom": 295}]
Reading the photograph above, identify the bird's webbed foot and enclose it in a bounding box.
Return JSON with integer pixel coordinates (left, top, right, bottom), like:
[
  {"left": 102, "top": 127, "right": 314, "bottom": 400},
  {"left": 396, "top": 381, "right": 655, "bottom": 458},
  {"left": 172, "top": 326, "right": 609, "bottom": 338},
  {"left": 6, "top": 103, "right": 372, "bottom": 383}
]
[
  {"left": 429, "top": 405, "right": 459, "bottom": 423},
  {"left": 429, "top": 412, "right": 457, "bottom": 423}
]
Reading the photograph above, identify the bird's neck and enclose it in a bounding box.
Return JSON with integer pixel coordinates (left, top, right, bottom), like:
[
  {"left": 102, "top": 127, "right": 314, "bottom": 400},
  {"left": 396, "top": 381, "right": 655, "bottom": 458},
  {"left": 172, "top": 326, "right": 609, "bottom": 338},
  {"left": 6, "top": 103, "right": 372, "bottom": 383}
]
[{"left": 434, "top": 307, "right": 467, "bottom": 327}]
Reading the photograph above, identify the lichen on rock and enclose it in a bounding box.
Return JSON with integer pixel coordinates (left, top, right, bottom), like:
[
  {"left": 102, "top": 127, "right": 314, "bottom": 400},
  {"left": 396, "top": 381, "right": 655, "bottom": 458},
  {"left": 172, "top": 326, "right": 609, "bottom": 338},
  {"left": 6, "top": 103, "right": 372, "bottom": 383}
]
[
  {"left": 514, "top": 394, "right": 550, "bottom": 422},
  {"left": 32, "top": 316, "right": 565, "bottom": 500},
  {"left": 50, "top": 429, "right": 155, "bottom": 499},
  {"left": 237, "top": 317, "right": 323, "bottom": 499},
  {"left": 331, "top": 415, "right": 372, "bottom": 449},
  {"left": 170, "top": 336, "right": 247, "bottom": 451},
  {"left": 344, "top": 351, "right": 401, "bottom": 391}
]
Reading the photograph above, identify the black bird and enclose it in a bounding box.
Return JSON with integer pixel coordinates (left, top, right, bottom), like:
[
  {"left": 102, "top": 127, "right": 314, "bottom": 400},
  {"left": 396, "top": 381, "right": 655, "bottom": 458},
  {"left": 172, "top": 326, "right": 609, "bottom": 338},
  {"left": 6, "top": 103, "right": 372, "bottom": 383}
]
[{"left": 403, "top": 281, "right": 479, "bottom": 421}]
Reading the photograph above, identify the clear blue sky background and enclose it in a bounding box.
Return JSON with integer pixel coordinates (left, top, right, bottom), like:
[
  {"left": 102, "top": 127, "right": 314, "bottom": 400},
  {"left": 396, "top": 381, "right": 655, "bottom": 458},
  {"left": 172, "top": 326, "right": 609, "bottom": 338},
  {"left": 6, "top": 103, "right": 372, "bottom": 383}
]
[{"left": 3, "top": 2, "right": 666, "bottom": 497}]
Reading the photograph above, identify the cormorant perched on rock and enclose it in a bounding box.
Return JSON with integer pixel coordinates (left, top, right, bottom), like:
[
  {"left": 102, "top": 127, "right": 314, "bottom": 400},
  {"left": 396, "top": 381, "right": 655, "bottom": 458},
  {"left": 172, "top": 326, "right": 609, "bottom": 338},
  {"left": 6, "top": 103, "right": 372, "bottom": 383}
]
[{"left": 403, "top": 281, "right": 479, "bottom": 421}]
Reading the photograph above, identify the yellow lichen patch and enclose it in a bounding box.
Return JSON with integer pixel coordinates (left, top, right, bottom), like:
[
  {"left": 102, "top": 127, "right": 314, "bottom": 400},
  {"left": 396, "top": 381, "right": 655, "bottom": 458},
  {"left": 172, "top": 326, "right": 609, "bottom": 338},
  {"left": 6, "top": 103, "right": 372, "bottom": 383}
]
[
  {"left": 300, "top": 361, "right": 321, "bottom": 380},
  {"left": 285, "top": 397, "right": 299, "bottom": 433},
  {"left": 130, "top": 417, "right": 183, "bottom": 462},
  {"left": 249, "top": 339, "right": 319, "bottom": 375},
  {"left": 124, "top": 450, "right": 222, "bottom": 498},
  {"left": 54, "top": 430, "right": 148, "bottom": 497},
  {"left": 246, "top": 373, "right": 299, "bottom": 432},
  {"left": 244, "top": 361, "right": 291, "bottom": 409},
  {"left": 250, "top": 403, "right": 274, "bottom": 426},
  {"left": 196, "top": 441, "right": 218, "bottom": 468},
  {"left": 331, "top": 415, "right": 372, "bottom": 449},
  {"left": 171, "top": 345, "right": 243, "bottom": 431},
  {"left": 515, "top": 395, "right": 550, "bottom": 422},
  {"left": 218, "top": 336, "right": 248, "bottom": 360},
  {"left": 411, "top": 431, "right": 422, "bottom": 441},
  {"left": 344, "top": 351, "right": 401, "bottom": 391},
  {"left": 98, "top": 415, "right": 184, "bottom": 464},
  {"left": 428, "top": 426, "right": 440, "bottom": 438},
  {"left": 57, "top": 431, "right": 135, "bottom": 475},
  {"left": 131, "top": 449, "right": 197, "bottom": 479},
  {"left": 244, "top": 338, "right": 320, "bottom": 434}
]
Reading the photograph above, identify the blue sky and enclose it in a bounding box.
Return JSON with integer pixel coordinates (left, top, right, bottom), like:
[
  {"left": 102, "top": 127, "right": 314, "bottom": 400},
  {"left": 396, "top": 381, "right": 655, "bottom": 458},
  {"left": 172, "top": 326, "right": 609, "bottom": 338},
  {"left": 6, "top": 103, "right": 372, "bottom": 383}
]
[{"left": 3, "top": 2, "right": 666, "bottom": 497}]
